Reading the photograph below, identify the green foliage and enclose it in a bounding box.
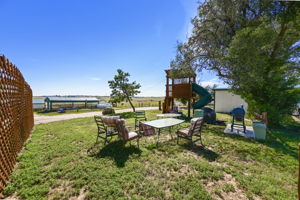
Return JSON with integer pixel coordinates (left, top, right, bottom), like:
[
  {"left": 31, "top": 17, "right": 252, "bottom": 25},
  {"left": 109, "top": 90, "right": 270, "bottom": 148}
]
[
  {"left": 102, "top": 108, "right": 115, "bottom": 115},
  {"left": 177, "top": 98, "right": 188, "bottom": 106},
  {"left": 108, "top": 69, "right": 141, "bottom": 112},
  {"left": 171, "top": 0, "right": 300, "bottom": 126},
  {"left": 204, "top": 84, "right": 217, "bottom": 98},
  {"left": 225, "top": 23, "right": 300, "bottom": 126}
]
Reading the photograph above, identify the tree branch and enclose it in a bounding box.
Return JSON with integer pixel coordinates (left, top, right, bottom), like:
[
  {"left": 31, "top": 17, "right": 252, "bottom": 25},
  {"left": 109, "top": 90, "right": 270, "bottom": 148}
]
[{"left": 270, "top": 23, "right": 288, "bottom": 59}]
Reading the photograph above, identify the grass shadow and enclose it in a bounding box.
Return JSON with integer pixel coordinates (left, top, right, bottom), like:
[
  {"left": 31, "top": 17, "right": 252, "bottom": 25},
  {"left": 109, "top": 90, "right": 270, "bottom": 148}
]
[
  {"left": 37, "top": 110, "right": 56, "bottom": 114},
  {"left": 206, "top": 124, "right": 300, "bottom": 160},
  {"left": 92, "top": 140, "right": 141, "bottom": 167},
  {"left": 180, "top": 142, "right": 220, "bottom": 162}
]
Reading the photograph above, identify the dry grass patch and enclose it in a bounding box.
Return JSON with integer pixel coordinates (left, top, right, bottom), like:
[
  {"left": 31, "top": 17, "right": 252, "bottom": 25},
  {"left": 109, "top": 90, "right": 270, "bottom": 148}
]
[
  {"left": 69, "top": 188, "right": 88, "bottom": 200},
  {"left": 204, "top": 173, "right": 248, "bottom": 200},
  {"left": 48, "top": 180, "right": 72, "bottom": 200},
  {"left": 44, "top": 156, "right": 61, "bottom": 169}
]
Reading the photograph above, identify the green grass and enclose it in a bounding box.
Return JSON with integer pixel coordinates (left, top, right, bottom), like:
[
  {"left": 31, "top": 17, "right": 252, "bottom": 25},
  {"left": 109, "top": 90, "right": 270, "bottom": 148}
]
[
  {"left": 4, "top": 111, "right": 300, "bottom": 200},
  {"left": 35, "top": 108, "right": 104, "bottom": 116}
]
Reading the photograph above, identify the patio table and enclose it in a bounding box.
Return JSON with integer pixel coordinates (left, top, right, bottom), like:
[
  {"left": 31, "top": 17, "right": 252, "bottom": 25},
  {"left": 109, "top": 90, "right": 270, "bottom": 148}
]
[
  {"left": 156, "top": 113, "right": 182, "bottom": 118},
  {"left": 143, "top": 118, "right": 184, "bottom": 144}
]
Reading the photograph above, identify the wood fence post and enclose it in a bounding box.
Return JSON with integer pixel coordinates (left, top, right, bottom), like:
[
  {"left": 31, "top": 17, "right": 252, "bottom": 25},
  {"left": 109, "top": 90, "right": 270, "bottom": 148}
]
[{"left": 159, "top": 101, "right": 161, "bottom": 111}]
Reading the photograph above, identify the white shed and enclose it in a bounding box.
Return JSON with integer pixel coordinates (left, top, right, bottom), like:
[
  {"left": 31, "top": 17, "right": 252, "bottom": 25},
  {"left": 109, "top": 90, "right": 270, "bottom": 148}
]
[
  {"left": 213, "top": 88, "right": 248, "bottom": 113},
  {"left": 33, "top": 98, "right": 45, "bottom": 110}
]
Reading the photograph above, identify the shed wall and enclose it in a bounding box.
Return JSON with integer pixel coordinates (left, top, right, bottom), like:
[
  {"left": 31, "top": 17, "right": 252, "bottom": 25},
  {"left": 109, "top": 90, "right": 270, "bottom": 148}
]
[
  {"left": 33, "top": 103, "right": 45, "bottom": 109},
  {"left": 215, "top": 90, "right": 248, "bottom": 113}
]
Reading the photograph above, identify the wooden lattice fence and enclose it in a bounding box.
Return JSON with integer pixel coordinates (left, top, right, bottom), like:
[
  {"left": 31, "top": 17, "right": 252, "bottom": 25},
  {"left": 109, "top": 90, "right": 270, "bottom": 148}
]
[{"left": 0, "top": 56, "right": 34, "bottom": 195}]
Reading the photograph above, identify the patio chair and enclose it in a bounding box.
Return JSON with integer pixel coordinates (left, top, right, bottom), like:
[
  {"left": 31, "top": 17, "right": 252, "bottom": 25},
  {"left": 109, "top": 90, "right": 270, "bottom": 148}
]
[
  {"left": 101, "top": 116, "right": 120, "bottom": 131},
  {"left": 134, "top": 110, "right": 147, "bottom": 130},
  {"left": 94, "top": 116, "right": 119, "bottom": 144},
  {"left": 116, "top": 119, "right": 141, "bottom": 148},
  {"left": 176, "top": 118, "right": 204, "bottom": 147},
  {"left": 139, "top": 122, "right": 156, "bottom": 136}
]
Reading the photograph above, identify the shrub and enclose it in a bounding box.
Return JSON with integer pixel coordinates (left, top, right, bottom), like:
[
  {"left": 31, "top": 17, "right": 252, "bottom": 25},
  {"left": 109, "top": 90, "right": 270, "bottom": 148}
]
[{"left": 102, "top": 108, "right": 115, "bottom": 115}]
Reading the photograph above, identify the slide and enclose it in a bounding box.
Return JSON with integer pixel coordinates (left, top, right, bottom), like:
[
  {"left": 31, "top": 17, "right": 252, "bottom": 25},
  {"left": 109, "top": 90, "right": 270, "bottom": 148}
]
[{"left": 192, "top": 82, "right": 212, "bottom": 109}]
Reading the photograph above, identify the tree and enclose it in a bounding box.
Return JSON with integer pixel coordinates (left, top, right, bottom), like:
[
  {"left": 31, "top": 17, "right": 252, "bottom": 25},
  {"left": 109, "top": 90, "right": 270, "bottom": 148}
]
[
  {"left": 171, "top": 0, "right": 300, "bottom": 126},
  {"left": 108, "top": 69, "right": 141, "bottom": 112},
  {"left": 204, "top": 84, "right": 218, "bottom": 98}
]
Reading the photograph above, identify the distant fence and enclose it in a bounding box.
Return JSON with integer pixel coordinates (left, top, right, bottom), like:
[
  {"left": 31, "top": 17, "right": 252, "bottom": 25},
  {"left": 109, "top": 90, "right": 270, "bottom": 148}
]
[{"left": 0, "top": 56, "right": 34, "bottom": 195}]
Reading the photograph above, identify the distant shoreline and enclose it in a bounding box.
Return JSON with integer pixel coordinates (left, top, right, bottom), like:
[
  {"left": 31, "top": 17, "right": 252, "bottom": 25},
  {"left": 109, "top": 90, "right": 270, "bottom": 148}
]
[{"left": 33, "top": 96, "right": 164, "bottom": 99}]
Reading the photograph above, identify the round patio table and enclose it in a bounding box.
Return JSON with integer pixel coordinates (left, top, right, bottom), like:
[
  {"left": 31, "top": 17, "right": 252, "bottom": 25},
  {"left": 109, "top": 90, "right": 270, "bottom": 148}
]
[{"left": 156, "top": 113, "right": 182, "bottom": 118}]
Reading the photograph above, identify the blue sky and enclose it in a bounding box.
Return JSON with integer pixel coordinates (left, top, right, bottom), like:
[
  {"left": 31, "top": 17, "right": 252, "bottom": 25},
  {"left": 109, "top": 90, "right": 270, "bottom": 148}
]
[{"left": 0, "top": 0, "right": 226, "bottom": 96}]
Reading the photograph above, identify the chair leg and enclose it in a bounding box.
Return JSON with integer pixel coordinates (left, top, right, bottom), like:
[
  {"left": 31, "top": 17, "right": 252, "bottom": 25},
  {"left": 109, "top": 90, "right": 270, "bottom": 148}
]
[
  {"left": 191, "top": 137, "right": 194, "bottom": 148},
  {"left": 169, "top": 127, "right": 173, "bottom": 140},
  {"left": 177, "top": 135, "right": 179, "bottom": 144},
  {"left": 104, "top": 136, "right": 108, "bottom": 145},
  {"left": 231, "top": 117, "right": 235, "bottom": 132},
  {"left": 96, "top": 135, "right": 99, "bottom": 143},
  {"left": 200, "top": 135, "right": 204, "bottom": 146}
]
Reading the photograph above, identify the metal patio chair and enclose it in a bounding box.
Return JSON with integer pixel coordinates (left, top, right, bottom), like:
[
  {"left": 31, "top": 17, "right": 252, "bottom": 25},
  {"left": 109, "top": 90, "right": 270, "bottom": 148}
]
[
  {"left": 176, "top": 118, "right": 204, "bottom": 147},
  {"left": 94, "top": 115, "right": 119, "bottom": 144},
  {"left": 134, "top": 110, "right": 147, "bottom": 130}
]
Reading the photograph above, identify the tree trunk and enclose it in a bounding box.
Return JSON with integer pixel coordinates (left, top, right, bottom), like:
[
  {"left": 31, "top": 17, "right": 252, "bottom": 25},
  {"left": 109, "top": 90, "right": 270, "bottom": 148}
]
[
  {"left": 123, "top": 89, "right": 135, "bottom": 112},
  {"left": 126, "top": 97, "right": 135, "bottom": 112}
]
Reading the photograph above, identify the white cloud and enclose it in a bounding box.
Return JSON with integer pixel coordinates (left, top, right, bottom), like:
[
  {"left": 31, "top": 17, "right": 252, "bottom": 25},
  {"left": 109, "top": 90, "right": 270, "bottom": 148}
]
[
  {"left": 178, "top": 0, "right": 200, "bottom": 41},
  {"left": 200, "top": 78, "right": 227, "bottom": 88},
  {"left": 89, "top": 77, "right": 101, "bottom": 81}
]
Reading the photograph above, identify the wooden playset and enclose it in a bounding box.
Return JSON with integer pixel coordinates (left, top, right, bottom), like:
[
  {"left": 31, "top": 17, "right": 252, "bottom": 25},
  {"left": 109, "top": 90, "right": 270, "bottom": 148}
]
[{"left": 162, "top": 69, "right": 213, "bottom": 118}]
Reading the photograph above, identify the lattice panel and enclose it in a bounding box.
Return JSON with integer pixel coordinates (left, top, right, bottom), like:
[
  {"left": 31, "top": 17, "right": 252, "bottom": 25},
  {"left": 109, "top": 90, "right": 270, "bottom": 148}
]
[{"left": 0, "top": 56, "right": 33, "bottom": 196}]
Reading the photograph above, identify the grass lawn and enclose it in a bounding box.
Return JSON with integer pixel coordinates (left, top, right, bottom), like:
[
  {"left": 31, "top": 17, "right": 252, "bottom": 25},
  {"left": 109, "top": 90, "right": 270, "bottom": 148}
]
[
  {"left": 35, "top": 108, "right": 104, "bottom": 116},
  {"left": 4, "top": 110, "right": 300, "bottom": 200}
]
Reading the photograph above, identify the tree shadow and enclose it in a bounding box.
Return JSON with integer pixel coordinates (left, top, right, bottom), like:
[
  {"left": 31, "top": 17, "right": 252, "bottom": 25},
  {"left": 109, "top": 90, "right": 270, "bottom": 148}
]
[
  {"left": 90, "top": 140, "right": 141, "bottom": 168},
  {"left": 265, "top": 129, "right": 299, "bottom": 159},
  {"left": 206, "top": 124, "right": 300, "bottom": 160}
]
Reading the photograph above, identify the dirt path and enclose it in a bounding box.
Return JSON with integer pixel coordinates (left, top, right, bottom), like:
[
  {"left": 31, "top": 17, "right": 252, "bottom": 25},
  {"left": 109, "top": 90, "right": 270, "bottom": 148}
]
[{"left": 34, "top": 107, "right": 158, "bottom": 125}]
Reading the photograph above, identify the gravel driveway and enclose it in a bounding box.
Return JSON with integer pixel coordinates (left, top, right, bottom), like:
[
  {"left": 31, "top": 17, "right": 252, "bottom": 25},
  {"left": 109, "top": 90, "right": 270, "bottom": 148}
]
[{"left": 34, "top": 107, "right": 158, "bottom": 124}]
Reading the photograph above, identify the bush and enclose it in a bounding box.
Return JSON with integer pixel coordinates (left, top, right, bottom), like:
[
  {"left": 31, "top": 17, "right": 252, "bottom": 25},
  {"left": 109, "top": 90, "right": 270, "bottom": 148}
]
[{"left": 102, "top": 108, "right": 115, "bottom": 115}]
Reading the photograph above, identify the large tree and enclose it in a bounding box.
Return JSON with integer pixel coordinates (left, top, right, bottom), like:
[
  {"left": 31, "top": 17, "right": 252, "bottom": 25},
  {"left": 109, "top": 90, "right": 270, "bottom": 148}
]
[
  {"left": 108, "top": 69, "right": 141, "bottom": 112},
  {"left": 171, "top": 0, "right": 300, "bottom": 126}
]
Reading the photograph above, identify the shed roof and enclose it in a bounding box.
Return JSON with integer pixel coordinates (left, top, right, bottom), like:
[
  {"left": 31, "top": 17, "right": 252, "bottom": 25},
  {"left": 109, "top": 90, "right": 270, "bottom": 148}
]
[
  {"left": 45, "top": 97, "right": 99, "bottom": 102},
  {"left": 213, "top": 88, "right": 230, "bottom": 91},
  {"left": 33, "top": 98, "right": 45, "bottom": 104}
]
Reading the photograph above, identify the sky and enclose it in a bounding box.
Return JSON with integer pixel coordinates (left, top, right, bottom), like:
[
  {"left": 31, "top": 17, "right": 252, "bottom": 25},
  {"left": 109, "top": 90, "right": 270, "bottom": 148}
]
[{"left": 0, "top": 0, "right": 226, "bottom": 96}]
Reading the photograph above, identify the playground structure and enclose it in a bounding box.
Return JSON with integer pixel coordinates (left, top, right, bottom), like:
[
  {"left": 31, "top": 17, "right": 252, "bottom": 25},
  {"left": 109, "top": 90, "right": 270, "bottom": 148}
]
[{"left": 162, "top": 70, "right": 213, "bottom": 118}]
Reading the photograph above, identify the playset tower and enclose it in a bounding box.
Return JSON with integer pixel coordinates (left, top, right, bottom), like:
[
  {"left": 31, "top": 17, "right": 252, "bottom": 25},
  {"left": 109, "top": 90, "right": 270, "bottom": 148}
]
[{"left": 163, "top": 70, "right": 196, "bottom": 118}]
